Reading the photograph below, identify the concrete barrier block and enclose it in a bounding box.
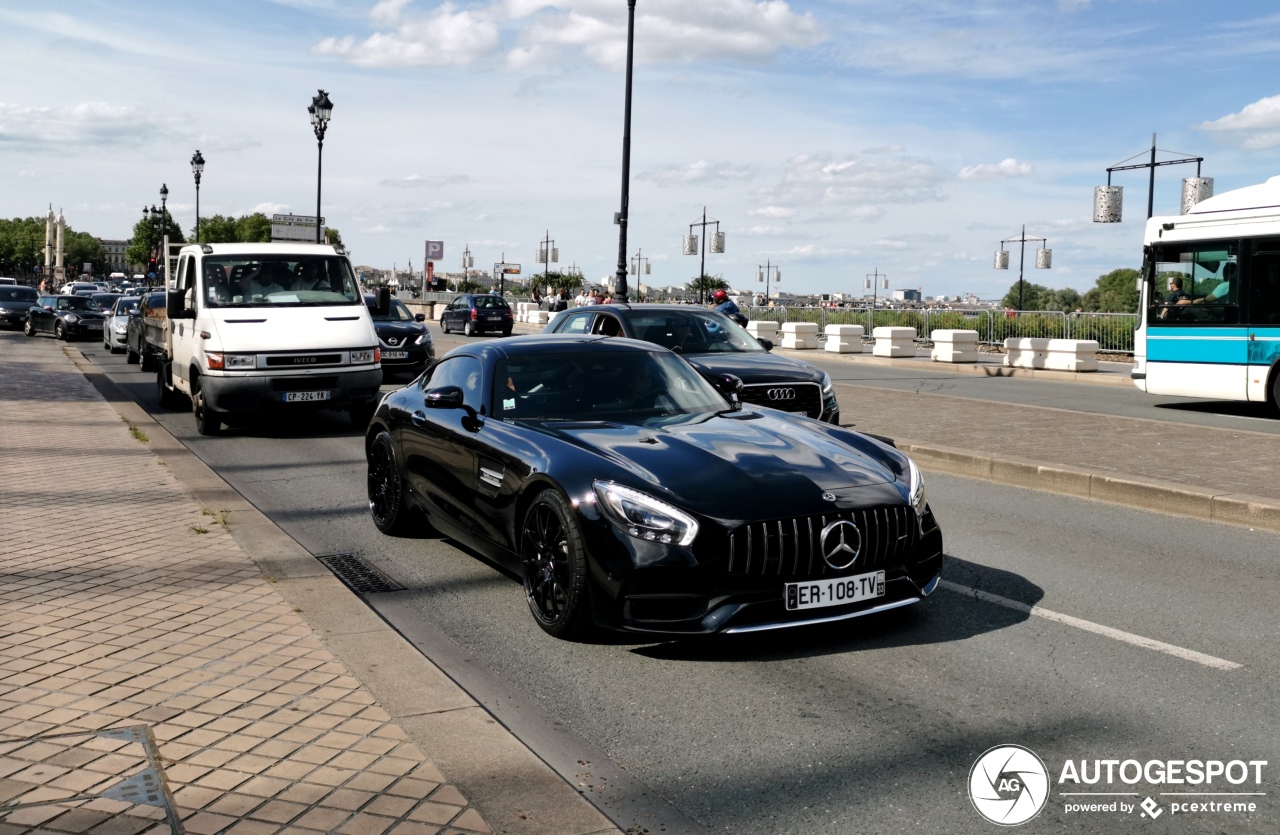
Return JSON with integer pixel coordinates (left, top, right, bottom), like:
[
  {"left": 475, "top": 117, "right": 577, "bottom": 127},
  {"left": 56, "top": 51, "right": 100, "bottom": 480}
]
[
  {"left": 824, "top": 324, "right": 865, "bottom": 353},
  {"left": 1045, "top": 338, "right": 1099, "bottom": 372},
  {"left": 747, "top": 321, "right": 779, "bottom": 342},
  {"left": 781, "top": 322, "right": 819, "bottom": 335},
  {"left": 873, "top": 326, "right": 917, "bottom": 357},
  {"left": 931, "top": 328, "right": 981, "bottom": 362},
  {"left": 527, "top": 310, "right": 549, "bottom": 326}
]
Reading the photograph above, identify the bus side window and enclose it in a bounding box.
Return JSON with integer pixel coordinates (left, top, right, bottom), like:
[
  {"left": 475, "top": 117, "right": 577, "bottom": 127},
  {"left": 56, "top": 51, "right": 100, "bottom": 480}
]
[{"left": 1249, "top": 255, "right": 1280, "bottom": 325}]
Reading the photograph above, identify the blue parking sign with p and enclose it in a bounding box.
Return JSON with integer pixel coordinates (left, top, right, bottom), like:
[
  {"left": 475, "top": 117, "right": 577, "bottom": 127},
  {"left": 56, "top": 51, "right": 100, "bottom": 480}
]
[{"left": 425, "top": 240, "right": 444, "bottom": 261}]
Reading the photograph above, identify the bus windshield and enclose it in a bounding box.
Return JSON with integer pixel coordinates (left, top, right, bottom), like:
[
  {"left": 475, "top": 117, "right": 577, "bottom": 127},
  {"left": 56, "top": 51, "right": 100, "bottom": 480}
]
[{"left": 1147, "top": 242, "right": 1239, "bottom": 325}]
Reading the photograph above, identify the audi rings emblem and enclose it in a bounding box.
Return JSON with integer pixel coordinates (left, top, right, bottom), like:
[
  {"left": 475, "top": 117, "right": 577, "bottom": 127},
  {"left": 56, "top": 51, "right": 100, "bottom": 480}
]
[
  {"left": 766, "top": 387, "right": 796, "bottom": 401},
  {"left": 819, "top": 520, "right": 861, "bottom": 570}
]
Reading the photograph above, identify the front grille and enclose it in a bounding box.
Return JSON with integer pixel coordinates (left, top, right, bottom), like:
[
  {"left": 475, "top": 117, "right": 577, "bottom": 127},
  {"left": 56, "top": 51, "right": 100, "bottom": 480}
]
[
  {"left": 725, "top": 506, "right": 917, "bottom": 578},
  {"left": 272, "top": 376, "right": 339, "bottom": 392},
  {"left": 265, "top": 353, "right": 342, "bottom": 367},
  {"left": 739, "top": 381, "right": 823, "bottom": 419}
]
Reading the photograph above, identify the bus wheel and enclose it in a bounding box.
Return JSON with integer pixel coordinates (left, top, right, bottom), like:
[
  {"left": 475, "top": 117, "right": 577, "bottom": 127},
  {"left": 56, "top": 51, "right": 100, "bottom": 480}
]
[{"left": 1270, "top": 368, "right": 1280, "bottom": 418}]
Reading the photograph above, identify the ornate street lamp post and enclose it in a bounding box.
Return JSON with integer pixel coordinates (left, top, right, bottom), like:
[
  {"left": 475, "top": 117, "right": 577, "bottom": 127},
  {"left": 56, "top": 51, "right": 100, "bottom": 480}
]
[
  {"left": 1094, "top": 133, "right": 1209, "bottom": 222},
  {"left": 612, "top": 0, "right": 637, "bottom": 304},
  {"left": 191, "top": 150, "right": 205, "bottom": 242},
  {"left": 994, "top": 226, "right": 1052, "bottom": 312},
  {"left": 308, "top": 90, "right": 334, "bottom": 244},
  {"left": 757, "top": 260, "right": 780, "bottom": 305},
  {"left": 865, "top": 268, "right": 887, "bottom": 331},
  {"left": 684, "top": 207, "right": 725, "bottom": 303}
]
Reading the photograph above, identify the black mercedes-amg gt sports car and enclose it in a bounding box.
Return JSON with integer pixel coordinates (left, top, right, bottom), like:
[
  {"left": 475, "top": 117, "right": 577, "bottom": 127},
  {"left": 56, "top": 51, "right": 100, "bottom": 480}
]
[{"left": 365, "top": 334, "right": 942, "bottom": 639}]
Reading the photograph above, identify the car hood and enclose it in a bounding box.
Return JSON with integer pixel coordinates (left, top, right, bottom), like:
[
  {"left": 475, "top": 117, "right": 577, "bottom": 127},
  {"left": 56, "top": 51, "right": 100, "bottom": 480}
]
[
  {"left": 532, "top": 409, "right": 904, "bottom": 520},
  {"left": 373, "top": 321, "right": 427, "bottom": 343},
  {"left": 204, "top": 307, "right": 376, "bottom": 352},
  {"left": 682, "top": 351, "right": 819, "bottom": 384},
  {"left": 0, "top": 300, "right": 35, "bottom": 312}
]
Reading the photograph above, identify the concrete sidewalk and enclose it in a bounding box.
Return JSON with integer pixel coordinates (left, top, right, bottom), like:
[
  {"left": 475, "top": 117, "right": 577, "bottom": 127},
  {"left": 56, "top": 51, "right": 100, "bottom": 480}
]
[{"left": 0, "top": 336, "right": 618, "bottom": 834}]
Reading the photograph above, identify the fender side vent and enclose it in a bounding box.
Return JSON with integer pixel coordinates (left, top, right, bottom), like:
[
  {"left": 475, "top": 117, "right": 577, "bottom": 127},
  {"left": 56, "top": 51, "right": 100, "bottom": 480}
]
[{"left": 316, "top": 551, "right": 404, "bottom": 594}]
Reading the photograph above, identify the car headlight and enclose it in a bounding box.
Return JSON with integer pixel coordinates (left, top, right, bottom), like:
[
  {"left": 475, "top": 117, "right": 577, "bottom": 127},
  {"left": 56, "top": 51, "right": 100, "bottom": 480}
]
[
  {"left": 592, "top": 481, "right": 699, "bottom": 547},
  {"left": 350, "top": 349, "right": 377, "bottom": 364},
  {"left": 414, "top": 333, "right": 432, "bottom": 346},
  {"left": 224, "top": 354, "right": 256, "bottom": 369},
  {"left": 114, "top": 322, "right": 128, "bottom": 332},
  {"left": 907, "top": 458, "right": 926, "bottom": 513},
  {"left": 819, "top": 370, "right": 835, "bottom": 399},
  {"left": 65, "top": 314, "right": 79, "bottom": 323}
]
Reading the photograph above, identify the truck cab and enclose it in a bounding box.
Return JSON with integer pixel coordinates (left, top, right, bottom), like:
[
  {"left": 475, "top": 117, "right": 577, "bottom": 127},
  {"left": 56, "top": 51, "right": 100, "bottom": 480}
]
[{"left": 159, "top": 242, "right": 386, "bottom": 435}]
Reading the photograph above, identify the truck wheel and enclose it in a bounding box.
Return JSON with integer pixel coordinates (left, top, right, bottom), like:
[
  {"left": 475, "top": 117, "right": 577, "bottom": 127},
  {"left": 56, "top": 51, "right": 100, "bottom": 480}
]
[
  {"left": 156, "top": 364, "right": 183, "bottom": 409},
  {"left": 140, "top": 345, "right": 154, "bottom": 372},
  {"left": 126, "top": 339, "right": 139, "bottom": 364},
  {"left": 192, "top": 378, "right": 222, "bottom": 436},
  {"left": 1270, "top": 366, "right": 1280, "bottom": 418}
]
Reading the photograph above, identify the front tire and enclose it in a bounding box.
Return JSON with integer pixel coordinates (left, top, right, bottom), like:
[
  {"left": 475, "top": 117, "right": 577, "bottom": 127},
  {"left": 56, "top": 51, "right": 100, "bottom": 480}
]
[
  {"left": 192, "top": 376, "right": 222, "bottom": 436},
  {"left": 23, "top": 319, "right": 34, "bottom": 337},
  {"left": 367, "top": 431, "right": 415, "bottom": 535},
  {"left": 55, "top": 322, "right": 67, "bottom": 341},
  {"left": 520, "top": 490, "right": 594, "bottom": 640}
]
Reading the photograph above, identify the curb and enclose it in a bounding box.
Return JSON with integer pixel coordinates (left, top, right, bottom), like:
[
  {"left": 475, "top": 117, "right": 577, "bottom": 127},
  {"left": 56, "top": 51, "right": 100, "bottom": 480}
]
[
  {"left": 899, "top": 439, "right": 1280, "bottom": 532},
  {"left": 67, "top": 346, "right": 623, "bottom": 835}
]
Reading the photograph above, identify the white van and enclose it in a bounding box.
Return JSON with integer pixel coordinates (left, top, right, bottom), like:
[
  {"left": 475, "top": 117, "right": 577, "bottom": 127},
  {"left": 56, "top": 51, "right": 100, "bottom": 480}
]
[
  {"left": 155, "top": 242, "right": 386, "bottom": 435},
  {"left": 0, "top": 277, "right": 17, "bottom": 285}
]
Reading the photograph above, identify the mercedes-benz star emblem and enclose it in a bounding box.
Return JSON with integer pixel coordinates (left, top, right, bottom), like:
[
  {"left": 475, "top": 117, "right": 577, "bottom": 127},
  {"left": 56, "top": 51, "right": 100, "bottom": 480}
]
[
  {"left": 766, "top": 388, "right": 796, "bottom": 401},
  {"left": 818, "top": 520, "right": 861, "bottom": 570},
  {"left": 821, "top": 492, "right": 836, "bottom": 502}
]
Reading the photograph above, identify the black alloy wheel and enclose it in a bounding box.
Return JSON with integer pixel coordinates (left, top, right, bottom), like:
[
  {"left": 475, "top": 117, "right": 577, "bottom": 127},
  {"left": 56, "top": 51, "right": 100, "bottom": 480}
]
[
  {"left": 367, "top": 431, "right": 415, "bottom": 535},
  {"left": 520, "top": 491, "right": 593, "bottom": 640},
  {"left": 192, "top": 376, "right": 221, "bottom": 436}
]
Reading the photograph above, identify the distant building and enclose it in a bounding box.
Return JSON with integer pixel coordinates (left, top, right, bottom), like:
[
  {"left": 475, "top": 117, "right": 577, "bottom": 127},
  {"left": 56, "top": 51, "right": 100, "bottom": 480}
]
[
  {"left": 98, "top": 238, "right": 132, "bottom": 273},
  {"left": 892, "top": 288, "right": 922, "bottom": 302}
]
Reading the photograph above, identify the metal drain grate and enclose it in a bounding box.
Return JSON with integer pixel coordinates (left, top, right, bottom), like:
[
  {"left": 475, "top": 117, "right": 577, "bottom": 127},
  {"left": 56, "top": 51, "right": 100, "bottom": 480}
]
[{"left": 316, "top": 551, "right": 405, "bottom": 594}]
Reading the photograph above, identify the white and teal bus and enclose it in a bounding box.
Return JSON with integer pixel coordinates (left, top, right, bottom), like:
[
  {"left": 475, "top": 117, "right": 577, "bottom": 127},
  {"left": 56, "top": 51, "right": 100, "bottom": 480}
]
[{"left": 1133, "top": 175, "right": 1280, "bottom": 411}]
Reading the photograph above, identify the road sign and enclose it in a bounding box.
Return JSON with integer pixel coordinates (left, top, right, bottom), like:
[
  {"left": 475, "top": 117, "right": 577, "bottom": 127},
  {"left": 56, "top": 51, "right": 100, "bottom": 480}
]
[
  {"left": 271, "top": 214, "right": 326, "bottom": 242},
  {"left": 497, "top": 263, "right": 521, "bottom": 275},
  {"left": 425, "top": 240, "right": 444, "bottom": 260}
]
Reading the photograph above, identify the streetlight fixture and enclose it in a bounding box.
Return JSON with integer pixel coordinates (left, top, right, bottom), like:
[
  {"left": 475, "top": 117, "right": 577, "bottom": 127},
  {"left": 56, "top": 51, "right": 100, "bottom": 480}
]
[
  {"left": 994, "top": 226, "right": 1051, "bottom": 312},
  {"left": 1094, "top": 133, "right": 1209, "bottom": 222},
  {"left": 757, "top": 259, "right": 780, "bottom": 305},
  {"left": 308, "top": 89, "right": 334, "bottom": 244},
  {"left": 536, "top": 231, "right": 559, "bottom": 285},
  {"left": 628, "top": 248, "right": 651, "bottom": 279},
  {"left": 191, "top": 150, "right": 205, "bottom": 242},
  {"left": 612, "top": 0, "right": 638, "bottom": 304},
  {"left": 684, "top": 207, "right": 725, "bottom": 303},
  {"left": 459, "top": 244, "right": 474, "bottom": 291},
  {"left": 864, "top": 268, "right": 888, "bottom": 330}
]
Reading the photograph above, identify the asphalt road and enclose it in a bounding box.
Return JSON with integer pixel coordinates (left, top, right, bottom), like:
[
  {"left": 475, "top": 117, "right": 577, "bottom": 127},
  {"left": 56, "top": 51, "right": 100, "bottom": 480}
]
[{"left": 69, "top": 330, "right": 1279, "bottom": 834}]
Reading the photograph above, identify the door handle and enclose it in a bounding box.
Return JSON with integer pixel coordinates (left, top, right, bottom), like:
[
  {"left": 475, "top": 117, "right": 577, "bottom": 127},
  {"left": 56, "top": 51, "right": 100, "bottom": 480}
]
[{"left": 411, "top": 410, "right": 427, "bottom": 426}]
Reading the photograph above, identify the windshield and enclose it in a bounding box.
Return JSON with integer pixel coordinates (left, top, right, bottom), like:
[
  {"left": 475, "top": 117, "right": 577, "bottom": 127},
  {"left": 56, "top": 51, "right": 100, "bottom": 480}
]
[
  {"left": 473, "top": 295, "right": 509, "bottom": 310},
  {"left": 203, "top": 256, "right": 361, "bottom": 308},
  {"left": 366, "top": 297, "right": 414, "bottom": 321},
  {"left": 629, "top": 310, "right": 763, "bottom": 354},
  {"left": 113, "top": 297, "right": 141, "bottom": 315},
  {"left": 0, "top": 287, "right": 37, "bottom": 302},
  {"left": 1148, "top": 242, "right": 1238, "bottom": 325},
  {"left": 494, "top": 350, "right": 728, "bottom": 423},
  {"left": 56, "top": 296, "right": 101, "bottom": 312}
]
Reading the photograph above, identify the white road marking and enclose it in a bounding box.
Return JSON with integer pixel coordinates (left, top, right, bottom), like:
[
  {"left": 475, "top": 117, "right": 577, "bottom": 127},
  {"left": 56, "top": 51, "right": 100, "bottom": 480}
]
[{"left": 939, "top": 580, "right": 1241, "bottom": 671}]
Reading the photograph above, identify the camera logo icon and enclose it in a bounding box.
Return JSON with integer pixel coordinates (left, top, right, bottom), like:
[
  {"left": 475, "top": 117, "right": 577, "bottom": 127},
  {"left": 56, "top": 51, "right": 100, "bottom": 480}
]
[{"left": 969, "top": 744, "right": 1050, "bottom": 826}]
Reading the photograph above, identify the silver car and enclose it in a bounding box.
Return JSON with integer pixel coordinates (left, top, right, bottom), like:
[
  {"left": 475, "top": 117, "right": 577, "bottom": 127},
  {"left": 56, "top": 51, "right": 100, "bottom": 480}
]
[{"left": 105, "top": 296, "right": 140, "bottom": 353}]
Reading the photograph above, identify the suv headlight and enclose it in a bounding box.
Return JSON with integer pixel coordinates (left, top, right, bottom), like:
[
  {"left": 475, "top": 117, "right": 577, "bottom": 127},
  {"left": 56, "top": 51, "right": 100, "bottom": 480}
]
[
  {"left": 819, "top": 370, "right": 835, "bottom": 399},
  {"left": 414, "top": 333, "right": 432, "bottom": 346},
  {"left": 592, "top": 481, "right": 699, "bottom": 546}
]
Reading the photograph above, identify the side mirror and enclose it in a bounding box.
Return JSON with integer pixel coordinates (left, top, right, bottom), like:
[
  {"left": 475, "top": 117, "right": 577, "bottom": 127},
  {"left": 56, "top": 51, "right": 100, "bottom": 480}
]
[
  {"left": 757, "top": 337, "right": 774, "bottom": 352},
  {"left": 166, "top": 289, "right": 186, "bottom": 319},
  {"left": 711, "top": 373, "right": 744, "bottom": 410},
  {"left": 424, "top": 385, "right": 464, "bottom": 409},
  {"left": 128, "top": 308, "right": 140, "bottom": 317},
  {"left": 375, "top": 287, "right": 392, "bottom": 318},
  {"left": 414, "top": 313, "right": 426, "bottom": 322}
]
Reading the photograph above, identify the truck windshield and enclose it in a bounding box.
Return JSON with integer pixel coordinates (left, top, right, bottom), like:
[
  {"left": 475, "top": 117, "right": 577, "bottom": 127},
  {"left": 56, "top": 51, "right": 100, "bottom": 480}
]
[{"left": 203, "top": 256, "right": 361, "bottom": 308}]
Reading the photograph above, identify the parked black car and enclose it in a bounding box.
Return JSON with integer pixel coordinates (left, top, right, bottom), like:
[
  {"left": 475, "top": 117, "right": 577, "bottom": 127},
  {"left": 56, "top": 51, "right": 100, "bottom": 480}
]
[
  {"left": 0, "top": 285, "right": 39, "bottom": 330},
  {"left": 544, "top": 305, "right": 840, "bottom": 423},
  {"left": 24, "top": 294, "right": 107, "bottom": 340},
  {"left": 125, "top": 292, "right": 167, "bottom": 368},
  {"left": 439, "top": 293, "right": 513, "bottom": 337},
  {"left": 364, "top": 335, "right": 941, "bottom": 639},
  {"left": 364, "top": 294, "right": 434, "bottom": 379}
]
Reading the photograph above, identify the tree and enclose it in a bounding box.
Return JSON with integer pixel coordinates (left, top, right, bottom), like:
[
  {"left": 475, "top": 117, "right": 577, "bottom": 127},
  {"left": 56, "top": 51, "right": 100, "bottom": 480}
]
[
  {"left": 1086, "top": 268, "right": 1140, "bottom": 313},
  {"left": 125, "top": 213, "right": 185, "bottom": 273},
  {"left": 324, "top": 227, "right": 343, "bottom": 248},
  {"left": 234, "top": 213, "right": 272, "bottom": 243},
  {"left": 538, "top": 270, "right": 582, "bottom": 293},
  {"left": 687, "top": 274, "right": 728, "bottom": 296},
  {"left": 194, "top": 214, "right": 239, "bottom": 244},
  {"left": 1041, "top": 287, "right": 1083, "bottom": 313},
  {"left": 65, "top": 231, "right": 106, "bottom": 276},
  {"left": 999, "top": 280, "right": 1048, "bottom": 311}
]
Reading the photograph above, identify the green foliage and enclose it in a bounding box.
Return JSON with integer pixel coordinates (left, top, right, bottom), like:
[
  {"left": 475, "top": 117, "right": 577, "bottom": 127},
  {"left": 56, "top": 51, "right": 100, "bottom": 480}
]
[
  {"left": 455, "top": 280, "right": 484, "bottom": 293},
  {"left": 1086, "top": 268, "right": 1140, "bottom": 313},
  {"left": 324, "top": 227, "right": 343, "bottom": 248},
  {"left": 687, "top": 274, "right": 728, "bottom": 295},
  {"left": 0, "top": 217, "right": 46, "bottom": 278},
  {"left": 194, "top": 214, "right": 239, "bottom": 243},
  {"left": 235, "top": 213, "right": 272, "bottom": 243},
  {"left": 537, "top": 270, "right": 582, "bottom": 293},
  {"left": 999, "top": 280, "right": 1048, "bottom": 311},
  {"left": 126, "top": 212, "right": 185, "bottom": 269}
]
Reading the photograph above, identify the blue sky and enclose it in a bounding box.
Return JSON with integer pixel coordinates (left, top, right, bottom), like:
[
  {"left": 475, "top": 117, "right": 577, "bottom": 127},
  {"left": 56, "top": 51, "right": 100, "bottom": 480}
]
[{"left": 5, "top": 0, "right": 1280, "bottom": 299}]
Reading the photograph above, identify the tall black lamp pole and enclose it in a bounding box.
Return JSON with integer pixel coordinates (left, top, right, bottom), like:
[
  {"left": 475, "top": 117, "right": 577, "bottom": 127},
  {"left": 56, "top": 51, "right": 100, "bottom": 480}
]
[
  {"left": 309, "top": 90, "right": 334, "bottom": 244},
  {"left": 191, "top": 150, "right": 205, "bottom": 242},
  {"left": 612, "top": 0, "right": 637, "bottom": 304}
]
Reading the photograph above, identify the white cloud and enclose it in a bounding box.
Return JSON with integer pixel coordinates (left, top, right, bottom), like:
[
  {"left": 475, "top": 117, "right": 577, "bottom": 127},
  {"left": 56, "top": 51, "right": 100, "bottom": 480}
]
[
  {"left": 379, "top": 173, "right": 474, "bottom": 187},
  {"left": 370, "top": 0, "right": 412, "bottom": 26},
  {"left": 249, "top": 202, "right": 290, "bottom": 215},
  {"left": 745, "top": 224, "right": 786, "bottom": 236},
  {"left": 1198, "top": 95, "right": 1280, "bottom": 149},
  {"left": 639, "top": 160, "right": 753, "bottom": 186},
  {"left": 761, "top": 151, "right": 949, "bottom": 207},
  {"left": 748, "top": 205, "right": 796, "bottom": 218},
  {"left": 312, "top": 3, "right": 501, "bottom": 67},
  {"left": 874, "top": 238, "right": 910, "bottom": 249},
  {"left": 958, "top": 157, "right": 1034, "bottom": 181},
  {"left": 0, "top": 101, "right": 173, "bottom": 150}
]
